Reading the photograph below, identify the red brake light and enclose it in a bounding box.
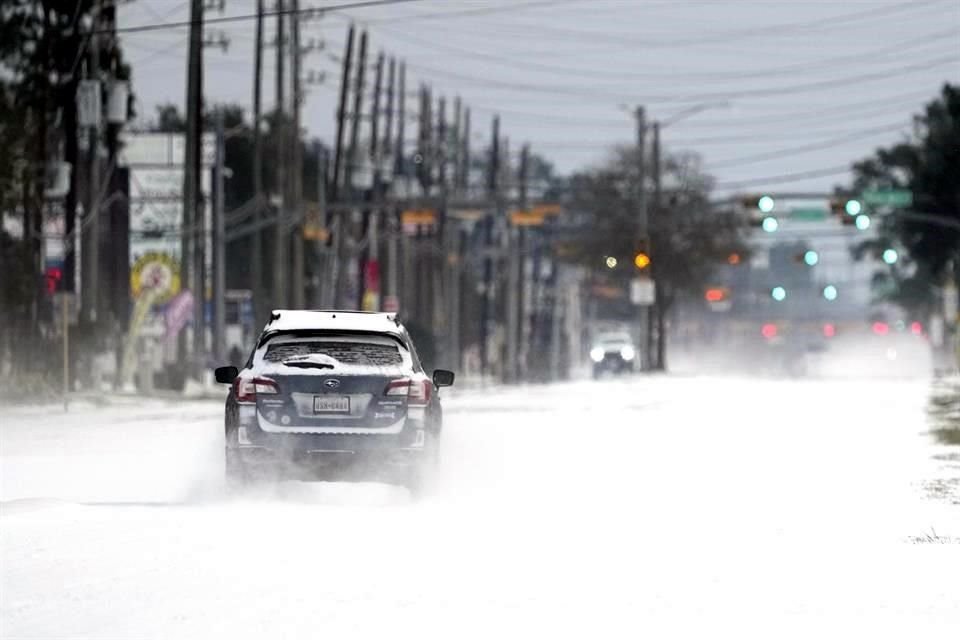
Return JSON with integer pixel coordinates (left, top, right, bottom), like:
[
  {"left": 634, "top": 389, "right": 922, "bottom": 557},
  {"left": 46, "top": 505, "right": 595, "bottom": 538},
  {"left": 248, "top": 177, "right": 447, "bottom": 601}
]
[
  {"left": 408, "top": 379, "right": 431, "bottom": 406},
  {"left": 234, "top": 376, "right": 278, "bottom": 403},
  {"left": 384, "top": 378, "right": 431, "bottom": 406},
  {"left": 761, "top": 323, "right": 777, "bottom": 339},
  {"left": 872, "top": 322, "right": 889, "bottom": 336}
]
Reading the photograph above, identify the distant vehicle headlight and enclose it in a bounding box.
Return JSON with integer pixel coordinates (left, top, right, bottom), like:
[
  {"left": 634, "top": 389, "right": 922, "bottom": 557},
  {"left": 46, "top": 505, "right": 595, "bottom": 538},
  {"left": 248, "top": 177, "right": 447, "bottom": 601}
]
[
  {"left": 620, "top": 346, "right": 635, "bottom": 361},
  {"left": 590, "top": 347, "right": 605, "bottom": 363}
]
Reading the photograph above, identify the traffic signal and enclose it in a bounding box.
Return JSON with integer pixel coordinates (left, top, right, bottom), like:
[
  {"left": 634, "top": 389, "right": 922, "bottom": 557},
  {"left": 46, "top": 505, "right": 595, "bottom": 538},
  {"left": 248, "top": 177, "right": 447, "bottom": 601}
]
[
  {"left": 43, "top": 266, "right": 63, "bottom": 295},
  {"left": 793, "top": 250, "right": 819, "bottom": 266},
  {"left": 822, "top": 285, "right": 838, "bottom": 301},
  {"left": 741, "top": 194, "right": 775, "bottom": 211},
  {"left": 830, "top": 196, "right": 862, "bottom": 225},
  {"left": 704, "top": 287, "right": 728, "bottom": 302},
  {"left": 727, "top": 253, "right": 741, "bottom": 265},
  {"left": 761, "top": 216, "right": 779, "bottom": 233},
  {"left": 771, "top": 286, "right": 787, "bottom": 301},
  {"left": 882, "top": 248, "right": 899, "bottom": 264},
  {"left": 634, "top": 251, "right": 651, "bottom": 270}
]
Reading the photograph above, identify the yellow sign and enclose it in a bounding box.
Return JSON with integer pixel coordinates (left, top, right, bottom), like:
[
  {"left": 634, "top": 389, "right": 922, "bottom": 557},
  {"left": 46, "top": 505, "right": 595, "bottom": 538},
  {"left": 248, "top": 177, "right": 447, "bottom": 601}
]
[
  {"left": 531, "top": 203, "right": 562, "bottom": 216},
  {"left": 303, "top": 225, "right": 330, "bottom": 242},
  {"left": 510, "top": 210, "right": 546, "bottom": 226},
  {"left": 130, "top": 252, "right": 180, "bottom": 304},
  {"left": 401, "top": 209, "right": 437, "bottom": 226}
]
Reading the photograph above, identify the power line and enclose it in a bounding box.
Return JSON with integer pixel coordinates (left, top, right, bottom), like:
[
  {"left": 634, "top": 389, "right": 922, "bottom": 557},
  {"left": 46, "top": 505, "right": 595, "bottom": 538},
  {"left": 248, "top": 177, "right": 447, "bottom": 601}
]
[
  {"left": 450, "top": 0, "right": 947, "bottom": 49},
  {"left": 342, "top": 0, "right": 592, "bottom": 23},
  {"left": 105, "top": 0, "right": 427, "bottom": 35},
  {"left": 705, "top": 121, "right": 911, "bottom": 169},
  {"left": 714, "top": 166, "right": 854, "bottom": 190}
]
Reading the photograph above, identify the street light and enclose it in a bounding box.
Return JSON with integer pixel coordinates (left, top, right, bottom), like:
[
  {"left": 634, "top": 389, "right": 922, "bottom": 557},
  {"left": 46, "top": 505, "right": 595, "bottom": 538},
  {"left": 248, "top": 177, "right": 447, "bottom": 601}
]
[{"left": 605, "top": 256, "right": 618, "bottom": 269}]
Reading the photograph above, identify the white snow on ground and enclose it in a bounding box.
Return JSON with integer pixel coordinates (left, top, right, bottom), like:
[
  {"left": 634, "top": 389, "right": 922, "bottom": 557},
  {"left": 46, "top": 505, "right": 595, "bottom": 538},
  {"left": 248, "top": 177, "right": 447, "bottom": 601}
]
[{"left": 2, "top": 376, "right": 960, "bottom": 639}]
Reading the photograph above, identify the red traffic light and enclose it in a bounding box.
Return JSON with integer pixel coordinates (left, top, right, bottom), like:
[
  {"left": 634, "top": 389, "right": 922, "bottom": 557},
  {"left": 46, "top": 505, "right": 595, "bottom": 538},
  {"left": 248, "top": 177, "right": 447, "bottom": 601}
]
[
  {"left": 704, "top": 287, "right": 728, "bottom": 302},
  {"left": 823, "top": 323, "right": 836, "bottom": 338},
  {"left": 761, "top": 323, "right": 778, "bottom": 339}
]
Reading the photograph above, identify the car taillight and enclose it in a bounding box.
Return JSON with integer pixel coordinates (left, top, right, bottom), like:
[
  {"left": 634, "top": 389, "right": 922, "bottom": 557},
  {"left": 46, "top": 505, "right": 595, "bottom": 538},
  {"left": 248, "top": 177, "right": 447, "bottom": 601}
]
[
  {"left": 384, "top": 378, "right": 431, "bottom": 406},
  {"left": 407, "top": 379, "right": 431, "bottom": 406},
  {"left": 254, "top": 378, "right": 279, "bottom": 394},
  {"left": 234, "top": 376, "right": 278, "bottom": 404}
]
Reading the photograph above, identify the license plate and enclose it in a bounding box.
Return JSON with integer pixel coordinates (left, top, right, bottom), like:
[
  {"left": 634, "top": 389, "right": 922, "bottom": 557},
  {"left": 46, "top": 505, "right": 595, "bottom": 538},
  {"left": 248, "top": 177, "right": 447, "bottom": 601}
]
[{"left": 313, "top": 395, "right": 350, "bottom": 414}]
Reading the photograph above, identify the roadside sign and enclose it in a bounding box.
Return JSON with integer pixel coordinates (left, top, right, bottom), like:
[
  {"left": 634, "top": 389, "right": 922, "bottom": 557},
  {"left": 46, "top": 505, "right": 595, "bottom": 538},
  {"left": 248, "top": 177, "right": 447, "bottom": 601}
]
[
  {"left": 53, "top": 292, "right": 79, "bottom": 326},
  {"left": 530, "top": 203, "right": 562, "bottom": 216},
  {"left": 788, "top": 207, "right": 828, "bottom": 221},
  {"left": 509, "top": 210, "right": 546, "bottom": 226},
  {"left": 862, "top": 189, "right": 912, "bottom": 208},
  {"left": 400, "top": 209, "right": 437, "bottom": 226},
  {"left": 303, "top": 225, "right": 330, "bottom": 242},
  {"left": 630, "top": 277, "right": 656, "bottom": 306}
]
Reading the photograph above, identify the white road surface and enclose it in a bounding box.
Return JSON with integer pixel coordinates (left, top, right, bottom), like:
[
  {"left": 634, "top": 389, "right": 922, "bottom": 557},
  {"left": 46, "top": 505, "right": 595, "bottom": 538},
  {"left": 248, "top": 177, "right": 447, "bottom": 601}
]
[{"left": 2, "top": 375, "right": 960, "bottom": 638}]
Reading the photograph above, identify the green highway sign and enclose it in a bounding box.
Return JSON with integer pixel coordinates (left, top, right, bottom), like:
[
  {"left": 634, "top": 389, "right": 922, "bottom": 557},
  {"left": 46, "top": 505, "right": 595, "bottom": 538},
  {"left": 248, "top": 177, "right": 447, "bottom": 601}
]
[
  {"left": 862, "top": 189, "right": 912, "bottom": 208},
  {"left": 788, "top": 207, "right": 828, "bottom": 221}
]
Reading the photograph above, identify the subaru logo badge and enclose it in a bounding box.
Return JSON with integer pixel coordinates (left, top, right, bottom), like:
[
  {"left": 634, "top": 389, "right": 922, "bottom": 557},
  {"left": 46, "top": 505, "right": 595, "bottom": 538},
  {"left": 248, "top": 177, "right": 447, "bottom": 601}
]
[{"left": 324, "top": 379, "right": 340, "bottom": 389}]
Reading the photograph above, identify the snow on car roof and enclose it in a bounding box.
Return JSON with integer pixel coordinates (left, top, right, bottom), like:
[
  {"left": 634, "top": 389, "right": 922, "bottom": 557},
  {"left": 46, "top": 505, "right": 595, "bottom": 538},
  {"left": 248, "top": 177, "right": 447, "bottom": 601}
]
[{"left": 263, "top": 310, "right": 404, "bottom": 337}]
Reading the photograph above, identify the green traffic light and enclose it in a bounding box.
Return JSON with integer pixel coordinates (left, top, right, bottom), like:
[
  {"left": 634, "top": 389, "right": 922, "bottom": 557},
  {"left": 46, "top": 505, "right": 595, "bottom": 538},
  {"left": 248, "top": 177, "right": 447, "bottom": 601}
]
[
  {"left": 803, "top": 250, "right": 819, "bottom": 266},
  {"left": 758, "top": 196, "right": 775, "bottom": 213},
  {"left": 761, "top": 216, "right": 778, "bottom": 233},
  {"left": 823, "top": 285, "right": 838, "bottom": 301},
  {"left": 771, "top": 286, "right": 787, "bottom": 301},
  {"left": 882, "top": 249, "right": 899, "bottom": 265},
  {"left": 855, "top": 214, "right": 871, "bottom": 230},
  {"left": 845, "top": 199, "right": 862, "bottom": 216}
]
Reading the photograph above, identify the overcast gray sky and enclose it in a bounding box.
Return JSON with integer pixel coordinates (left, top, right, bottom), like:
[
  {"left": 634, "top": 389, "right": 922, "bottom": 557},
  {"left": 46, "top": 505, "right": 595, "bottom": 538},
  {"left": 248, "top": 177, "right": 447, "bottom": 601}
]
[{"left": 119, "top": 0, "right": 960, "bottom": 196}]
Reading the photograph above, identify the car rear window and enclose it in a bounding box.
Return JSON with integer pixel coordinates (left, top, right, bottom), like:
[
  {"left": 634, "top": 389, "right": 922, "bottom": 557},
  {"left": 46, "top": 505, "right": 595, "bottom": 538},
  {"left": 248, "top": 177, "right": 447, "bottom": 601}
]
[{"left": 264, "top": 341, "right": 403, "bottom": 367}]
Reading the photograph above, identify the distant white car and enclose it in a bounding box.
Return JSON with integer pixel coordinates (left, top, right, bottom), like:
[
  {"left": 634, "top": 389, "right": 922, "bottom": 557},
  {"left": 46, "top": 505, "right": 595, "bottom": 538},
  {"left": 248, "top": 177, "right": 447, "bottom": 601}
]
[{"left": 590, "top": 332, "right": 637, "bottom": 377}]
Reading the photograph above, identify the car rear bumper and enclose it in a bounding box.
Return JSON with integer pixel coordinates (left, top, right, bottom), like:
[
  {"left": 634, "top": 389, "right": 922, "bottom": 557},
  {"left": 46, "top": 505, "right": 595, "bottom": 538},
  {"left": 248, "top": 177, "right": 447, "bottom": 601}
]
[{"left": 233, "top": 404, "right": 428, "bottom": 455}]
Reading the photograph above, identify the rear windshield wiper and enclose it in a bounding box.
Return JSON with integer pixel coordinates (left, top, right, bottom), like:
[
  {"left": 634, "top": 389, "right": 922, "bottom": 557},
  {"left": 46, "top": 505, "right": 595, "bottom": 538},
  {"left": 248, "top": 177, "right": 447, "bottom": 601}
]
[{"left": 280, "top": 354, "right": 338, "bottom": 369}]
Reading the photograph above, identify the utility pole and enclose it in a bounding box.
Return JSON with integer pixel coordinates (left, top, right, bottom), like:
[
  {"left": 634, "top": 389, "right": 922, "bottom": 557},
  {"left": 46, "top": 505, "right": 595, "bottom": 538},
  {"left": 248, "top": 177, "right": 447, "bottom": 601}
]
[
  {"left": 82, "top": 0, "right": 102, "bottom": 328},
  {"left": 272, "top": 0, "right": 288, "bottom": 310},
  {"left": 363, "top": 51, "right": 384, "bottom": 312},
  {"left": 331, "top": 24, "right": 354, "bottom": 202},
  {"left": 389, "top": 61, "right": 405, "bottom": 313},
  {"left": 480, "top": 115, "right": 499, "bottom": 380},
  {"left": 251, "top": 0, "right": 265, "bottom": 325},
  {"left": 634, "top": 105, "right": 650, "bottom": 372},
  {"left": 436, "top": 95, "right": 449, "bottom": 337},
  {"left": 461, "top": 107, "right": 470, "bottom": 194},
  {"left": 382, "top": 57, "right": 396, "bottom": 311},
  {"left": 328, "top": 25, "right": 354, "bottom": 309},
  {"left": 341, "top": 29, "right": 367, "bottom": 308},
  {"left": 651, "top": 120, "right": 664, "bottom": 371},
  {"left": 290, "top": 0, "right": 305, "bottom": 308},
  {"left": 179, "top": 0, "right": 203, "bottom": 376},
  {"left": 451, "top": 97, "right": 462, "bottom": 197},
  {"left": 212, "top": 110, "right": 226, "bottom": 363},
  {"left": 505, "top": 144, "right": 527, "bottom": 383}
]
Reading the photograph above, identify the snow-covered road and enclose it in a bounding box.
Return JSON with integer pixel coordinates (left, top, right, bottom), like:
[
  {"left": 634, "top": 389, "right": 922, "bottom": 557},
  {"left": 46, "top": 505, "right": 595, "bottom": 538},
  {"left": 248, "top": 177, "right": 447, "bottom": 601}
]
[{"left": 2, "top": 376, "right": 959, "bottom": 638}]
